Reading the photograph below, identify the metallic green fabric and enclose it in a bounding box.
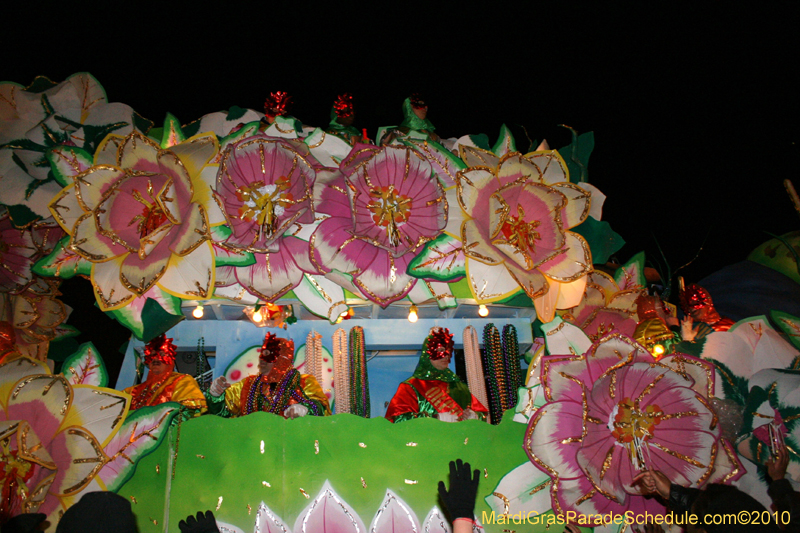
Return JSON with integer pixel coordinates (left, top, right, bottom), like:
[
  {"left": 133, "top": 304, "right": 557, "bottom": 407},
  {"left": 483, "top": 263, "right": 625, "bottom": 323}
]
[{"left": 399, "top": 98, "right": 435, "bottom": 132}]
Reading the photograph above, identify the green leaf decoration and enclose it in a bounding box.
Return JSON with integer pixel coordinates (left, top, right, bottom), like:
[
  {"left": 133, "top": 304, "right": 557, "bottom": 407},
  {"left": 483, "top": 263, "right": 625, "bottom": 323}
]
[
  {"left": 406, "top": 233, "right": 466, "bottom": 281},
  {"left": 46, "top": 145, "right": 93, "bottom": 187},
  {"left": 98, "top": 404, "right": 180, "bottom": 492},
  {"left": 498, "top": 291, "right": 534, "bottom": 307},
  {"left": 219, "top": 122, "right": 260, "bottom": 151},
  {"left": 614, "top": 251, "right": 647, "bottom": 290},
  {"left": 571, "top": 217, "right": 625, "bottom": 265},
  {"left": 160, "top": 113, "right": 186, "bottom": 148},
  {"left": 5, "top": 204, "right": 39, "bottom": 227},
  {"left": 180, "top": 119, "right": 201, "bottom": 139},
  {"left": 47, "top": 336, "right": 81, "bottom": 362},
  {"left": 82, "top": 122, "right": 129, "bottom": 152},
  {"left": 24, "top": 174, "right": 55, "bottom": 200},
  {"left": 26, "top": 76, "right": 59, "bottom": 94},
  {"left": 32, "top": 236, "right": 92, "bottom": 279},
  {"left": 106, "top": 295, "right": 184, "bottom": 341},
  {"left": 469, "top": 133, "right": 490, "bottom": 150},
  {"left": 147, "top": 127, "right": 163, "bottom": 144},
  {"left": 211, "top": 226, "right": 255, "bottom": 267},
  {"left": 226, "top": 106, "right": 249, "bottom": 121},
  {"left": 492, "top": 124, "right": 517, "bottom": 157},
  {"left": 708, "top": 359, "right": 750, "bottom": 406},
  {"left": 771, "top": 310, "right": 800, "bottom": 351},
  {"left": 674, "top": 337, "right": 707, "bottom": 357},
  {"left": 749, "top": 231, "right": 800, "bottom": 285},
  {"left": 61, "top": 342, "right": 108, "bottom": 387},
  {"left": 132, "top": 112, "right": 154, "bottom": 135},
  {"left": 401, "top": 138, "right": 466, "bottom": 187},
  {"left": 51, "top": 324, "right": 80, "bottom": 342},
  {"left": 556, "top": 127, "right": 594, "bottom": 184},
  {"left": 140, "top": 298, "right": 184, "bottom": 343}
]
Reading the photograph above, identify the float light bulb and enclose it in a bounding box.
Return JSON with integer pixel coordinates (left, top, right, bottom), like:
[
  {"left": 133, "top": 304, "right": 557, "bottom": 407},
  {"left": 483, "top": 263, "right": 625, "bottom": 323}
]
[
  {"left": 653, "top": 344, "right": 665, "bottom": 357},
  {"left": 252, "top": 309, "right": 263, "bottom": 322},
  {"left": 408, "top": 305, "right": 418, "bottom": 323},
  {"left": 192, "top": 305, "right": 204, "bottom": 319},
  {"left": 478, "top": 304, "right": 489, "bottom": 317}
]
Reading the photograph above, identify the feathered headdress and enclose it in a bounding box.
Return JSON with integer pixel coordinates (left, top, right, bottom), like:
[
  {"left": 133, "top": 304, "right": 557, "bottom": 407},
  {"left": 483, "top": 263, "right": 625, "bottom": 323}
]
[
  {"left": 333, "top": 93, "right": 354, "bottom": 118},
  {"left": 258, "top": 332, "right": 282, "bottom": 363},
  {"left": 143, "top": 334, "right": 177, "bottom": 365},
  {"left": 426, "top": 327, "right": 454, "bottom": 360},
  {"left": 264, "top": 91, "right": 292, "bottom": 118}
]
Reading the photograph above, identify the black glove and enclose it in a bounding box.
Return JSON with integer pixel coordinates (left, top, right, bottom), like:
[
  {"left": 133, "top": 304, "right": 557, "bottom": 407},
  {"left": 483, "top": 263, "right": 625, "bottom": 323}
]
[
  {"left": 437, "top": 459, "right": 480, "bottom": 520},
  {"left": 178, "top": 511, "right": 220, "bottom": 533},
  {"left": 1, "top": 513, "right": 46, "bottom": 533}
]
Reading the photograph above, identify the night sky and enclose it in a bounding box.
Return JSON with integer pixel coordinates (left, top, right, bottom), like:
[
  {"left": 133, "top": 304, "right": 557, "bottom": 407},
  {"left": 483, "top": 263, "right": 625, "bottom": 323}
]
[{"left": 5, "top": 4, "right": 799, "bottom": 381}]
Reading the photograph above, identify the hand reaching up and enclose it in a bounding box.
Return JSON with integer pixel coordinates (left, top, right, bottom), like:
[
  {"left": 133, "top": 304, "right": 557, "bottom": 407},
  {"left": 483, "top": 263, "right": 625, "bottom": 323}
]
[{"left": 632, "top": 469, "right": 671, "bottom": 499}]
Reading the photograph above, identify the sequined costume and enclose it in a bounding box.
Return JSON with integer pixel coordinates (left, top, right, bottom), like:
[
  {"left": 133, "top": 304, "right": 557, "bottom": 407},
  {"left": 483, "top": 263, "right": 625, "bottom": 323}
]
[
  {"left": 212, "top": 371, "right": 330, "bottom": 417},
  {"left": 207, "top": 333, "right": 331, "bottom": 418},
  {"left": 385, "top": 328, "right": 487, "bottom": 423},
  {"left": 680, "top": 283, "right": 735, "bottom": 332},
  {"left": 123, "top": 334, "right": 207, "bottom": 417}
]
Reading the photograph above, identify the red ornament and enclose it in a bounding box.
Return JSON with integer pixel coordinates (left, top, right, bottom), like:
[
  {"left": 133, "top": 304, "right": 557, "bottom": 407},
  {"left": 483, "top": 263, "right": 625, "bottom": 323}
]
[
  {"left": 143, "top": 334, "right": 177, "bottom": 365},
  {"left": 427, "top": 327, "right": 454, "bottom": 360},
  {"left": 679, "top": 284, "right": 713, "bottom": 314},
  {"left": 258, "top": 332, "right": 283, "bottom": 363},
  {"left": 264, "top": 91, "right": 293, "bottom": 118},
  {"left": 333, "top": 93, "right": 354, "bottom": 118}
]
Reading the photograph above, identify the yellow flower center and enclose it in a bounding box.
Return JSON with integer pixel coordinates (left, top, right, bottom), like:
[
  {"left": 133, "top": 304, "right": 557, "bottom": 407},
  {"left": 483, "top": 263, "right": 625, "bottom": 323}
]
[
  {"left": 611, "top": 398, "right": 662, "bottom": 444},
  {"left": 129, "top": 182, "right": 169, "bottom": 238},
  {"left": 500, "top": 213, "right": 541, "bottom": 256},
  {"left": 367, "top": 186, "right": 412, "bottom": 247},
  {"left": 237, "top": 178, "right": 292, "bottom": 239}
]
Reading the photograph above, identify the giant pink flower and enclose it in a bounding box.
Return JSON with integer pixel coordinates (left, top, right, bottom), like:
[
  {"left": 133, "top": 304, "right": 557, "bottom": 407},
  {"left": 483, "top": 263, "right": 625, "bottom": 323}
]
[
  {"left": 454, "top": 152, "right": 592, "bottom": 321},
  {"left": 311, "top": 145, "right": 446, "bottom": 307},
  {"left": 0, "top": 357, "right": 128, "bottom": 526},
  {"left": 216, "top": 136, "right": 316, "bottom": 253},
  {"left": 525, "top": 333, "right": 742, "bottom": 519},
  {"left": 49, "top": 131, "right": 219, "bottom": 310}
]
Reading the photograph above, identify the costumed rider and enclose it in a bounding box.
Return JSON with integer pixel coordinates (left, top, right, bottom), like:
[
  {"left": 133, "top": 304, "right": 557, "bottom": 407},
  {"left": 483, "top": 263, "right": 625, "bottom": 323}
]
[
  {"left": 259, "top": 91, "right": 305, "bottom": 137},
  {"left": 207, "top": 332, "right": 331, "bottom": 418},
  {"left": 385, "top": 327, "right": 488, "bottom": 423},
  {"left": 679, "top": 277, "right": 734, "bottom": 333},
  {"left": 379, "top": 93, "right": 440, "bottom": 146},
  {"left": 123, "top": 334, "right": 207, "bottom": 417},
  {"left": 326, "top": 93, "right": 364, "bottom": 145}
]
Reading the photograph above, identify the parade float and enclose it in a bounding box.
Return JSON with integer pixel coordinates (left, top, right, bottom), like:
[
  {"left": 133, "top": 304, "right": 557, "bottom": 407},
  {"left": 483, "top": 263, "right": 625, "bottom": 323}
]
[{"left": 1, "top": 73, "right": 799, "bottom": 532}]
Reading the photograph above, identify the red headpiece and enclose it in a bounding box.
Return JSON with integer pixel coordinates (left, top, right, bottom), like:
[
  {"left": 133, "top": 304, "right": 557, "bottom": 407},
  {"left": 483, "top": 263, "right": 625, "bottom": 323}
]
[
  {"left": 679, "top": 284, "right": 713, "bottom": 314},
  {"left": 409, "top": 93, "right": 427, "bottom": 109},
  {"left": 264, "top": 91, "right": 292, "bottom": 118},
  {"left": 427, "top": 327, "right": 454, "bottom": 361},
  {"left": 143, "top": 334, "right": 177, "bottom": 365},
  {"left": 333, "top": 93, "right": 354, "bottom": 118},
  {"left": 258, "top": 332, "right": 282, "bottom": 363}
]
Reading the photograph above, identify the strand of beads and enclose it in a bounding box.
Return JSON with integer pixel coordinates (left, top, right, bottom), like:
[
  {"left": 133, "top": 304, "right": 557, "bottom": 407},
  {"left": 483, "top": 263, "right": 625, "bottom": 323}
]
[
  {"left": 463, "top": 326, "right": 490, "bottom": 421},
  {"left": 348, "top": 326, "right": 370, "bottom": 418},
  {"left": 195, "top": 337, "right": 208, "bottom": 392},
  {"left": 305, "top": 330, "right": 322, "bottom": 385},
  {"left": 502, "top": 324, "right": 521, "bottom": 401},
  {"left": 482, "top": 323, "right": 506, "bottom": 424},
  {"left": 332, "top": 328, "right": 350, "bottom": 414}
]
